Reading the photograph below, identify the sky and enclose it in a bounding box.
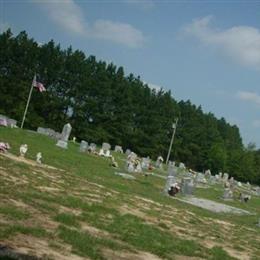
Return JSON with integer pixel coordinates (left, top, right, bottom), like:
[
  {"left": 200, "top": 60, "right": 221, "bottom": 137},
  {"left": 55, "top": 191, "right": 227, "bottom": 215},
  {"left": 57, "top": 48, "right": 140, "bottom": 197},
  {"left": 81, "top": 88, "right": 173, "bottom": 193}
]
[{"left": 1, "top": 0, "right": 260, "bottom": 147}]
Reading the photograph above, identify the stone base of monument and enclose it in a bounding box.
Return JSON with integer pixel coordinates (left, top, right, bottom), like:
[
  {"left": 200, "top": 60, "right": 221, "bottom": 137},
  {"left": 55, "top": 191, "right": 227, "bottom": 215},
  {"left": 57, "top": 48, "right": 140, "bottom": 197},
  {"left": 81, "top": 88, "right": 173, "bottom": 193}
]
[{"left": 56, "top": 140, "right": 68, "bottom": 149}]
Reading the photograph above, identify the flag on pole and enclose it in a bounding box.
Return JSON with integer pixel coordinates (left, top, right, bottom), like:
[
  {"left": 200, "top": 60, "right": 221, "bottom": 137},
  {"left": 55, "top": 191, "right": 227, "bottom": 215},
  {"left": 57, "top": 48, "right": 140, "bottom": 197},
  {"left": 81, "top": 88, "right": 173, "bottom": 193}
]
[{"left": 32, "top": 74, "right": 46, "bottom": 92}]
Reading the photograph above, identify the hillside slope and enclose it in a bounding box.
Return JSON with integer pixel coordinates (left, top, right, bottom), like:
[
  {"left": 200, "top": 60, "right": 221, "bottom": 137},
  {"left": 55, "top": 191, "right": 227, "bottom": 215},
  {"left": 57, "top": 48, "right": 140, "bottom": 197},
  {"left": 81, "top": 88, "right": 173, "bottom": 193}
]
[{"left": 0, "top": 128, "right": 260, "bottom": 260}]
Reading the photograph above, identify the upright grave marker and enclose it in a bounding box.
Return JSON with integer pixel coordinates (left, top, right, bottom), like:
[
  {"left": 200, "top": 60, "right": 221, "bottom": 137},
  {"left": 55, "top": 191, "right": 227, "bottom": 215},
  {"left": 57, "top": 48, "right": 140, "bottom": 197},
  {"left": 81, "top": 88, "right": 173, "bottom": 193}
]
[{"left": 56, "top": 123, "right": 72, "bottom": 149}]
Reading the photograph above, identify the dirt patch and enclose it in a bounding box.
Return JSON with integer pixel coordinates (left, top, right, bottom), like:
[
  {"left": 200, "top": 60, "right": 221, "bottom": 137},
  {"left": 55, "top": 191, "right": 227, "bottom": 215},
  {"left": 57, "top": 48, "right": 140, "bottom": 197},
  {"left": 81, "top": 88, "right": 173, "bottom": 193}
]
[
  {"left": 174, "top": 255, "right": 204, "bottom": 260},
  {"left": 3, "top": 234, "right": 86, "bottom": 260},
  {"left": 0, "top": 152, "right": 64, "bottom": 171},
  {"left": 119, "top": 204, "right": 147, "bottom": 219},
  {"left": 59, "top": 206, "right": 82, "bottom": 216},
  {"left": 9, "top": 199, "right": 30, "bottom": 209},
  {"left": 36, "top": 186, "right": 62, "bottom": 193},
  {"left": 204, "top": 240, "right": 251, "bottom": 260},
  {"left": 102, "top": 248, "right": 162, "bottom": 260},
  {"left": 80, "top": 223, "right": 111, "bottom": 238}
]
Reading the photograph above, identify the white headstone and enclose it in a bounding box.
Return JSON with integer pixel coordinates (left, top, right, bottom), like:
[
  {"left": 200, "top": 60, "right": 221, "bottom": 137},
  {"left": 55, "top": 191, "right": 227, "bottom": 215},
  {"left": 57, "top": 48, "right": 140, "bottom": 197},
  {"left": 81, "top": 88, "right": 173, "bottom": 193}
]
[
  {"left": 20, "top": 144, "right": 28, "bottom": 157},
  {"left": 36, "top": 152, "right": 42, "bottom": 164}
]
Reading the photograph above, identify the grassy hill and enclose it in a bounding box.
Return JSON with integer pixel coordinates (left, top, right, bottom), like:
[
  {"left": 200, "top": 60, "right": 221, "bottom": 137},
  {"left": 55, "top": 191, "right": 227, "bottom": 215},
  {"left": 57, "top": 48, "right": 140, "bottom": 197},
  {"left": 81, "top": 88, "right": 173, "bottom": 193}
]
[{"left": 0, "top": 127, "right": 260, "bottom": 260}]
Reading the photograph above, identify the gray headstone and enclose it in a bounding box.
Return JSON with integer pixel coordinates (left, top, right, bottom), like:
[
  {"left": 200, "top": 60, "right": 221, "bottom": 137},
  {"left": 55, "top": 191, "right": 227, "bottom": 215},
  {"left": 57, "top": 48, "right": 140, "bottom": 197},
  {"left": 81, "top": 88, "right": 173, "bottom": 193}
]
[
  {"left": 223, "top": 173, "right": 229, "bottom": 181},
  {"left": 56, "top": 123, "right": 72, "bottom": 149},
  {"left": 114, "top": 145, "right": 123, "bottom": 153},
  {"left": 141, "top": 157, "right": 151, "bottom": 169},
  {"left": 223, "top": 188, "right": 233, "bottom": 200},
  {"left": 167, "top": 162, "right": 177, "bottom": 177},
  {"left": 181, "top": 177, "right": 194, "bottom": 195},
  {"left": 208, "top": 175, "right": 216, "bottom": 185},
  {"left": 256, "top": 187, "right": 260, "bottom": 196},
  {"left": 102, "top": 142, "right": 111, "bottom": 151},
  {"left": 164, "top": 175, "right": 176, "bottom": 194},
  {"left": 125, "top": 149, "right": 131, "bottom": 155},
  {"left": 89, "top": 143, "right": 97, "bottom": 152},
  {"left": 195, "top": 172, "right": 206, "bottom": 184},
  {"left": 80, "top": 140, "right": 88, "bottom": 152},
  {"left": 0, "top": 114, "right": 17, "bottom": 127}
]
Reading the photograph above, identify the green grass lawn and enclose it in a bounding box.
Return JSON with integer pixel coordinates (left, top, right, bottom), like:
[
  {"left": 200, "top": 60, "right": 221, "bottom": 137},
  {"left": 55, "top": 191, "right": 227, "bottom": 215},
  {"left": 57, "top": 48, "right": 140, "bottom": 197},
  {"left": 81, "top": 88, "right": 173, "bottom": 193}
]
[{"left": 0, "top": 127, "right": 260, "bottom": 260}]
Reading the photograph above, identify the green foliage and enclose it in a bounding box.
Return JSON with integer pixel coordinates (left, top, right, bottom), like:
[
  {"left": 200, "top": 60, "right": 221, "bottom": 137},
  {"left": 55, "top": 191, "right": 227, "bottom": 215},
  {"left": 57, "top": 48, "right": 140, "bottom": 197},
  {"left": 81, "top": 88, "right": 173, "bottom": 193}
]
[{"left": 1, "top": 29, "right": 260, "bottom": 184}]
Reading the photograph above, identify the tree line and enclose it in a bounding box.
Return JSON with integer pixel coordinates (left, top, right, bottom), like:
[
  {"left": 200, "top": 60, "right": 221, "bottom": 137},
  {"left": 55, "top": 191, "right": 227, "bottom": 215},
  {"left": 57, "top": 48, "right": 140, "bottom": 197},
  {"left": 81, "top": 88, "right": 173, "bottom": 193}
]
[{"left": 0, "top": 29, "right": 260, "bottom": 184}]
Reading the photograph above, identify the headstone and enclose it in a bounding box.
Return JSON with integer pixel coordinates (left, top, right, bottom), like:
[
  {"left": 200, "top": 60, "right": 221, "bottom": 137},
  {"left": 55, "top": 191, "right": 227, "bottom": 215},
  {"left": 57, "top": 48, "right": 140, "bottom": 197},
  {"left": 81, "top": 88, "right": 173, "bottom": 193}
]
[
  {"left": 20, "top": 144, "right": 28, "bottom": 157},
  {"left": 141, "top": 157, "right": 151, "bottom": 169},
  {"left": 179, "top": 162, "right": 185, "bottom": 169},
  {"left": 102, "top": 142, "right": 111, "bottom": 151},
  {"left": 0, "top": 115, "right": 17, "bottom": 127},
  {"left": 127, "top": 161, "right": 135, "bottom": 173},
  {"left": 56, "top": 123, "right": 72, "bottom": 149},
  {"left": 223, "top": 188, "right": 233, "bottom": 200},
  {"left": 114, "top": 145, "right": 123, "bottom": 153},
  {"left": 155, "top": 156, "right": 164, "bottom": 169},
  {"left": 256, "top": 187, "right": 260, "bottom": 196},
  {"left": 181, "top": 177, "right": 194, "bottom": 195},
  {"left": 37, "top": 127, "right": 61, "bottom": 140},
  {"left": 6, "top": 118, "right": 17, "bottom": 128},
  {"left": 36, "top": 152, "right": 42, "bottom": 164},
  {"left": 164, "top": 175, "right": 177, "bottom": 194},
  {"left": 229, "top": 177, "right": 235, "bottom": 188},
  {"left": 0, "top": 117, "right": 7, "bottom": 126},
  {"left": 79, "top": 140, "right": 88, "bottom": 152},
  {"left": 127, "top": 152, "right": 137, "bottom": 162},
  {"left": 205, "top": 169, "right": 211, "bottom": 178},
  {"left": 125, "top": 149, "right": 131, "bottom": 156},
  {"left": 89, "top": 143, "right": 97, "bottom": 152},
  {"left": 195, "top": 172, "right": 207, "bottom": 184},
  {"left": 223, "top": 173, "right": 229, "bottom": 181},
  {"left": 208, "top": 175, "right": 216, "bottom": 185},
  {"left": 237, "top": 182, "right": 242, "bottom": 187},
  {"left": 167, "top": 163, "right": 177, "bottom": 177}
]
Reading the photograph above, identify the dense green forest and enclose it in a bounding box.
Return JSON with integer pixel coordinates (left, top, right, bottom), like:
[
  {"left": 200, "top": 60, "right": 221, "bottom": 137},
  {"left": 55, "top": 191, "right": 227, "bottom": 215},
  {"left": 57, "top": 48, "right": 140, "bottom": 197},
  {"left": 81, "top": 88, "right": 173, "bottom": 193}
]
[{"left": 1, "top": 29, "right": 260, "bottom": 184}]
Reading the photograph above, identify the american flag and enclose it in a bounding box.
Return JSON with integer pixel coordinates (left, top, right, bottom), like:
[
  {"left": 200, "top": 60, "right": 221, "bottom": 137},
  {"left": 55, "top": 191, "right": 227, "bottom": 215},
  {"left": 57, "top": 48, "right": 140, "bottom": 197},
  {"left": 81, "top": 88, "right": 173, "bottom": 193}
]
[{"left": 32, "top": 74, "right": 46, "bottom": 92}]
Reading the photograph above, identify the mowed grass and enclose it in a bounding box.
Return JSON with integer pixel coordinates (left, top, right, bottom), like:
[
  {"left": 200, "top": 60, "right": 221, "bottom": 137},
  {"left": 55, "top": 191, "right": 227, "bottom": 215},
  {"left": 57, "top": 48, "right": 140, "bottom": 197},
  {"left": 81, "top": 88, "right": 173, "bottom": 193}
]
[{"left": 0, "top": 127, "right": 260, "bottom": 259}]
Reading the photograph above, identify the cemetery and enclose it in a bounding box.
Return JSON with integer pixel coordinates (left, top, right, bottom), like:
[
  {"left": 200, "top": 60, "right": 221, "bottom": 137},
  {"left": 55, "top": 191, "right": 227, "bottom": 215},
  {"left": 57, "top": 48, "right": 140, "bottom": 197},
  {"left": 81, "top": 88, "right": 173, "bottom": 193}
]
[{"left": 0, "top": 126, "right": 260, "bottom": 260}]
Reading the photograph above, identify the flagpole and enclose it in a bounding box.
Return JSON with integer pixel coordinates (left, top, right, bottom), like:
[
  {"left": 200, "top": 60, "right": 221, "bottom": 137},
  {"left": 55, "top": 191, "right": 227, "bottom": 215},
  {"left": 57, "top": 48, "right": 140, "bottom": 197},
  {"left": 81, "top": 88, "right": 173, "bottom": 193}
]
[
  {"left": 21, "top": 77, "right": 34, "bottom": 129},
  {"left": 166, "top": 118, "right": 178, "bottom": 165}
]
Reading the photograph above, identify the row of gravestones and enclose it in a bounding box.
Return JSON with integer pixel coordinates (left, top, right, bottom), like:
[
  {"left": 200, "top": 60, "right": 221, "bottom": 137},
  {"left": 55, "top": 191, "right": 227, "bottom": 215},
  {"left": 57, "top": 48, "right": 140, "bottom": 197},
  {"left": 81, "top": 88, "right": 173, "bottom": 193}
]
[
  {"left": 166, "top": 162, "right": 260, "bottom": 197},
  {"left": 0, "top": 114, "right": 17, "bottom": 128},
  {"left": 37, "top": 123, "right": 125, "bottom": 154},
  {"left": 79, "top": 140, "right": 124, "bottom": 154},
  {"left": 37, "top": 127, "right": 62, "bottom": 140},
  {"left": 40, "top": 123, "right": 260, "bottom": 198}
]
